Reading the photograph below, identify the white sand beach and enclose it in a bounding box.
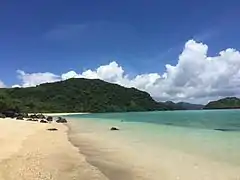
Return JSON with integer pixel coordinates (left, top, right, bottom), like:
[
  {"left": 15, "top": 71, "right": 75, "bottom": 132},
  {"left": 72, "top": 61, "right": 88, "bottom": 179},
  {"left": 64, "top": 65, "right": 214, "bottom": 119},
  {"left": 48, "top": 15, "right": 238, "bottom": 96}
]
[
  {"left": 0, "top": 118, "right": 106, "bottom": 180},
  {"left": 0, "top": 116, "right": 239, "bottom": 180}
]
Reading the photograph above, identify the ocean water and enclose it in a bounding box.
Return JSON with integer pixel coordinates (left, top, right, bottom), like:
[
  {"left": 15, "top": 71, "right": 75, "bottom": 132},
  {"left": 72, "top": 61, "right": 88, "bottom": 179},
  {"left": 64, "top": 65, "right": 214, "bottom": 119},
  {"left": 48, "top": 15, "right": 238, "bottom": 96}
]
[{"left": 67, "top": 110, "right": 240, "bottom": 166}]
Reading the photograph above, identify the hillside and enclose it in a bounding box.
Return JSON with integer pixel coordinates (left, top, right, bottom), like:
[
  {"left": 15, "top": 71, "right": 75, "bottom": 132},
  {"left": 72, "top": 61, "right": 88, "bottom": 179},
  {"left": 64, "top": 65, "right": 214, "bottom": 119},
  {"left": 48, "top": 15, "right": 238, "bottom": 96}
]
[
  {"left": 0, "top": 78, "right": 172, "bottom": 113},
  {"left": 204, "top": 97, "right": 240, "bottom": 109},
  {"left": 176, "top": 102, "right": 204, "bottom": 110},
  {"left": 164, "top": 101, "right": 184, "bottom": 110},
  {"left": 163, "top": 101, "right": 204, "bottom": 110}
]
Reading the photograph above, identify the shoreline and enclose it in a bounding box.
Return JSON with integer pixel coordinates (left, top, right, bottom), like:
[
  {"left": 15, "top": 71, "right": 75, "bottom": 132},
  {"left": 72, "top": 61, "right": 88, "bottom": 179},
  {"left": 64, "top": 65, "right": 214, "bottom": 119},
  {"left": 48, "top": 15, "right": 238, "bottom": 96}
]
[
  {"left": 43, "top": 112, "right": 89, "bottom": 116},
  {"left": 67, "top": 117, "right": 240, "bottom": 180},
  {"left": 0, "top": 116, "right": 240, "bottom": 180}
]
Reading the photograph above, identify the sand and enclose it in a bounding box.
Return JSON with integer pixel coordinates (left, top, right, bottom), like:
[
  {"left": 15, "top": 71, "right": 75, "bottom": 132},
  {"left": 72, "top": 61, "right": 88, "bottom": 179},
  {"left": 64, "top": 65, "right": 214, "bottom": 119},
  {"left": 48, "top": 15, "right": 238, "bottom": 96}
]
[
  {"left": 0, "top": 116, "right": 240, "bottom": 180},
  {"left": 0, "top": 118, "right": 107, "bottom": 180}
]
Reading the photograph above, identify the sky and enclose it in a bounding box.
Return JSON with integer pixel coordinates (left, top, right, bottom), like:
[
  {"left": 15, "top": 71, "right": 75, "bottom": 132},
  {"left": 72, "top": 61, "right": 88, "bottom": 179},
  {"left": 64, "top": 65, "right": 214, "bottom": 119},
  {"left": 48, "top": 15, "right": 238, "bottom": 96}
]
[{"left": 1, "top": 0, "right": 240, "bottom": 104}]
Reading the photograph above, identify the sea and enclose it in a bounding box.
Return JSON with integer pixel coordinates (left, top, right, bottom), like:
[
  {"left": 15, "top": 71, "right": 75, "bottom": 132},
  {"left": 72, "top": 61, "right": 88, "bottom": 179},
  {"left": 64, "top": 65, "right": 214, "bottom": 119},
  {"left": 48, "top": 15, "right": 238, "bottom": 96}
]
[{"left": 66, "top": 110, "right": 240, "bottom": 179}]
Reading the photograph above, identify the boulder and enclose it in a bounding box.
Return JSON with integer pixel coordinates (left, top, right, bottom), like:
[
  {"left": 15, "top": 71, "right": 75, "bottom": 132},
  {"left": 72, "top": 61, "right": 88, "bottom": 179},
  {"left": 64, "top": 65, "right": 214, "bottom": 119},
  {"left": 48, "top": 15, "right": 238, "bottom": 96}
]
[
  {"left": 2, "top": 110, "right": 18, "bottom": 118},
  {"left": 56, "top": 117, "right": 67, "bottom": 123},
  {"left": 110, "top": 127, "right": 120, "bottom": 131},
  {"left": 15, "top": 113, "right": 29, "bottom": 119},
  {"left": 22, "top": 113, "right": 29, "bottom": 118},
  {"left": 29, "top": 114, "right": 38, "bottom": 119},
  {"left": 46, "top": 116, "right": 53, "bottom": 122},
  {"left": 16, "top": 115, "right": 24, "bottom": 120},
  {"left": 36, "top": 114, "right": 45, "bottom": 119},
  {"left": 47, "top": 128, "right": 58, "bottom": 131},
  {"left": 40, "top": 120, "right": 48, "bottom": 123},
  {"left": 0, "top": 113, "right": 6, "bottom": 118}
]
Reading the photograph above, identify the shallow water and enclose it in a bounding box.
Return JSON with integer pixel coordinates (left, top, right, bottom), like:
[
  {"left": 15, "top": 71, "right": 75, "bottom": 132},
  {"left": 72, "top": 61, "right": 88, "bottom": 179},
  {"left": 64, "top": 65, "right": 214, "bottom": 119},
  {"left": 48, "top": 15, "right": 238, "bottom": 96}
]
[
  {"left": 70, "top": 109, "right": 240, "bottom": 131},
  {"left": 67, "top": 110, "right": 240, "bottom": 179}
]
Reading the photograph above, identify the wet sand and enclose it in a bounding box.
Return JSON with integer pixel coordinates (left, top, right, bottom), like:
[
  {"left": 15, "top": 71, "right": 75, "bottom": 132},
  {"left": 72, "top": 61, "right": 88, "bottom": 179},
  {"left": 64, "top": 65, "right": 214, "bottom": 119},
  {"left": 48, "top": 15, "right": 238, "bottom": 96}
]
[{"left": 67, "top": 118, "right": 240, "bottom": 180}]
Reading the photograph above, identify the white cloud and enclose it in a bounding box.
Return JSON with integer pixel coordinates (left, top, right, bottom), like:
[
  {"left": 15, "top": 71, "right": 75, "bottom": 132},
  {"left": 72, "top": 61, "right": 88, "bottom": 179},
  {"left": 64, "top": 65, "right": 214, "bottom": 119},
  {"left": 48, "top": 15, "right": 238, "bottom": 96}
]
[
  {"left": 61, "top": 70, "right": 80, "bottom": 80},
  {"left": 81, "top": 61, "right": 125, "bottom": 81},
  {"left": 13, "top": 39, "right": 240, "bottom": 103},
  {"left": 16, "top": 70, "right": 60, "bottom": 87},
  {"left": 12, "top": 84, "right": 21, "bottom": 88},
  {"left": 0, "top": 80, "right": 6, "bottom": 88}
]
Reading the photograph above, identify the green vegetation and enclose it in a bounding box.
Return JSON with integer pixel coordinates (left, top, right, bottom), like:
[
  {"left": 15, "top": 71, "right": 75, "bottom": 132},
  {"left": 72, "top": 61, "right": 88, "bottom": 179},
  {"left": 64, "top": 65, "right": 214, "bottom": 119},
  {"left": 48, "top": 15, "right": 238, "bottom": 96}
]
[
  {"left": 176, "top": 102, "right": 204, "bottom": 110},
  {"left": 204, "top": 97, "right": 240, "bottom": 109},
  {"left": 5, "top": 78, "right": 232, "bottom": 113},
  {"left": 164, "top": 101, "right": 184, "bottom": 110},
  {"left": 164, "top": 101, "right": 204, "bottom": 110},
  {"left": 0, "top": 78, "right": 173, "bottom": 113}
]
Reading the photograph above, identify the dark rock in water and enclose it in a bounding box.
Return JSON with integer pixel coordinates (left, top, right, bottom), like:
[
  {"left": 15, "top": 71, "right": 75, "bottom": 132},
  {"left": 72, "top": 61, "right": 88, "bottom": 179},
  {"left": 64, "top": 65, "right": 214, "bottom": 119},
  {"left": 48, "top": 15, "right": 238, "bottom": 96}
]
[
  {"left": 0, "top": 113, "right": 6, "bottom": 118},
  {"left": 16, "top": 115, "right": 24, "bottom": 120},
  {"left": 164, "top": 122, "right": 173, "bottom": 125},
  {"left": 110, "top": 127, "right": 119, "bottom": 131},
  {"left": 40, "top": 120, "right": 48, "bottom": 123},
  {"left": 56, "top": 117, "right": 67, "bottom": 123},
  {"left": 47, "top": 128, "right": 58, "bottom": 131},
  {"left": 214, "top": 128, "right": 228, "bottom": 131},
  {"left": 47, "top": 116, "right": 53, "bottom": 121},
  {"left": 214, "top": 128, "right": 239, "bottom": 132}
]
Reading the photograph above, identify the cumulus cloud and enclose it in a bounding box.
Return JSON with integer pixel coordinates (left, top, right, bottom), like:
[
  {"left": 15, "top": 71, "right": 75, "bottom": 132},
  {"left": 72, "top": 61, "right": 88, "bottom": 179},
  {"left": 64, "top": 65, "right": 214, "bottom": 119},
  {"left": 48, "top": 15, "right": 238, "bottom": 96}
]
[
  {"left": 14, "top": 40, "right": 240, "bottom": 103},
  {"left": 61, "top": 70, "right": 81, "bottom": 80},
  {"left": 12, "top": 84, "right": 21, "bottom": 88},
  {"left": 16, "top": 70, "right": 60, "bottom": 87},
  {"left": 0, "top": 81, "right": 6, "bottom": 88}
]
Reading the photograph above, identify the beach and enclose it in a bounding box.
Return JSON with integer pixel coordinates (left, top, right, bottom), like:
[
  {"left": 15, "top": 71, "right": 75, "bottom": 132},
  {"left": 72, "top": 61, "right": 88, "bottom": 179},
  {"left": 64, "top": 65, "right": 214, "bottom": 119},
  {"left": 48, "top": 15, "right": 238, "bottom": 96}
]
[
  {"left": 0, "top": 117, "right": 107, "bottom": 180},
  {"left": 0, "top": 111, "right": 240, "bottom": 180}
]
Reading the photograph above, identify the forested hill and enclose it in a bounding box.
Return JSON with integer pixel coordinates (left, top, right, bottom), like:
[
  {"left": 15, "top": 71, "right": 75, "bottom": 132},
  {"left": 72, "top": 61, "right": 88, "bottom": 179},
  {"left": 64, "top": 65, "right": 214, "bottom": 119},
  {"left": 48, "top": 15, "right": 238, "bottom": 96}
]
[
  {"left": 0, "top": 78, "right": 172, "bottom": 113},
  {"left": 176, "top": 102, "right": 204, "bottom": 110},
  {"left": 204, "top": 97, "right": 240, "bottom": 109}
]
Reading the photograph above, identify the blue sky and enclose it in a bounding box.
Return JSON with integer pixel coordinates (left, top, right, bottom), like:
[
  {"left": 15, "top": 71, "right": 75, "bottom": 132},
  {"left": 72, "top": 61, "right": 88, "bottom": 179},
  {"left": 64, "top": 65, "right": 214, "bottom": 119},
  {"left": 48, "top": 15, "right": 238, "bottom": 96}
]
[{"left": 1, "top": 0, "right": 240, "bottom": 103}]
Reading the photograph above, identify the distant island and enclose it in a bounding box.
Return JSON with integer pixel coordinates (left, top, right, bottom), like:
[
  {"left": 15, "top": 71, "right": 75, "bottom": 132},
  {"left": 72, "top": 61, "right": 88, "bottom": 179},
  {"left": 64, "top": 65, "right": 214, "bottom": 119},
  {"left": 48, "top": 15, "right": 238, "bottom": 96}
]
[
  {"left": 204, "top": 97, "right": 240, "bottom": 109},
  {"left": 0, "top": 78, "right": 239, "bottom": 114},
  {"left": 164, "top": 101, "right": 204, "bottom": 110}
]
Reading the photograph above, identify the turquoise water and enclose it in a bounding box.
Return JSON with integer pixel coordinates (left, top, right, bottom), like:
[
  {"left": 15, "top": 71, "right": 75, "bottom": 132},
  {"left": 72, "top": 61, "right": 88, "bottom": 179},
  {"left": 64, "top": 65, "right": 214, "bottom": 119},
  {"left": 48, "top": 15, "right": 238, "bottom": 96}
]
[
  {"left": 70, "top": 110, "right": 240, "bottom": 131},
  {"left": 67, "top": 110, "right": 240, "bottom": 165}
]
